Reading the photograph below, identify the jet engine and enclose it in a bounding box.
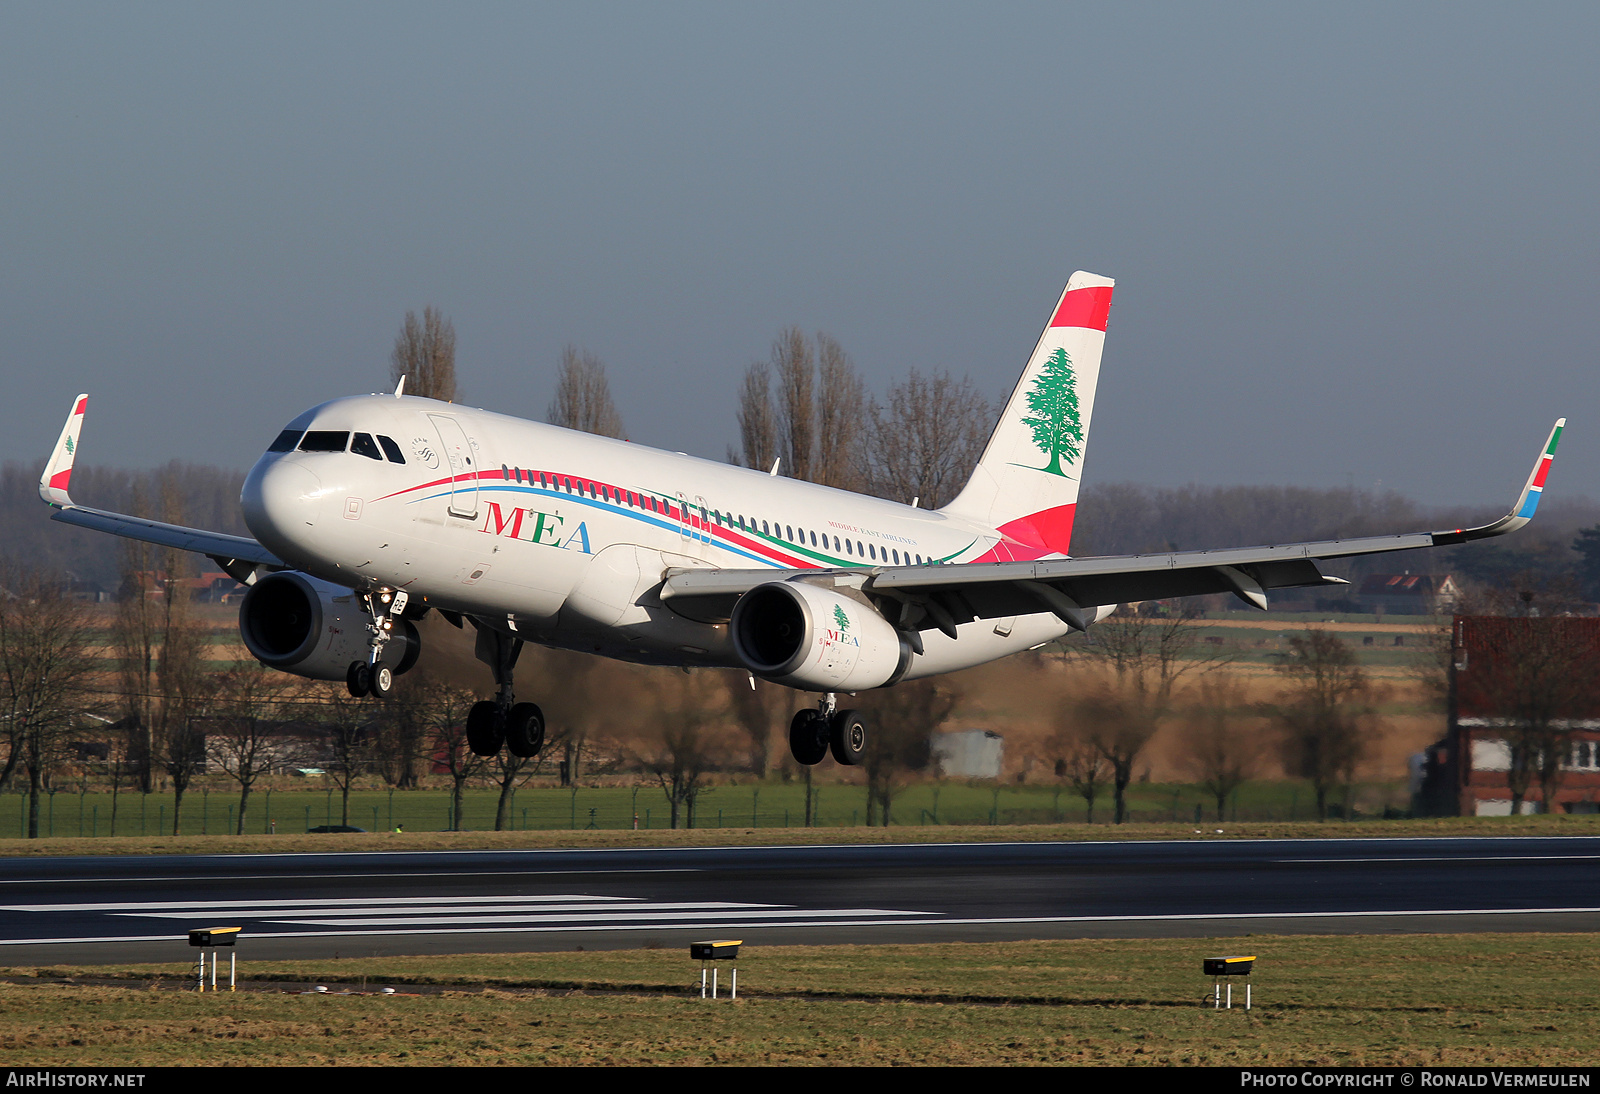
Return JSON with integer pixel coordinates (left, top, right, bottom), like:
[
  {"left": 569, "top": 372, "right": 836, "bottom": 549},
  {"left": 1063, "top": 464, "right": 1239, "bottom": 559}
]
[
  {"left": 729, "top": 580, "right": 911, "bottom": 691},
  {"left": 238, "top": 571, "right": 419, "bottom": 682}
]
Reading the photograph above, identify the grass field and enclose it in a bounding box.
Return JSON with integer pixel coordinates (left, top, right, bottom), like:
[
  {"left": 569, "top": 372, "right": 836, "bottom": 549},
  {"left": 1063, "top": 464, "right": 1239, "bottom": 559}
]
[
  {"left": 0, "top": 813, "right": 1595, "bottom": 857},
  {"left": 0, "top": 776, "right": 1428, "bottom": 842},
  {"left": 1, "top": 934, "right": 1595, "bottom": 1065}
]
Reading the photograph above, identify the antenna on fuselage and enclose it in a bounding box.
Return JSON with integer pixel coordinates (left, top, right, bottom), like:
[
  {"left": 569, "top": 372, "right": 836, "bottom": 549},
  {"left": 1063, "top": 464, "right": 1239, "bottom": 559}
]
[
  {"left": 768, "top": 457, "right": 781, "bottom": 477},
  {"left": 393, "top": 376, "right": 406, "bottom": 399}
]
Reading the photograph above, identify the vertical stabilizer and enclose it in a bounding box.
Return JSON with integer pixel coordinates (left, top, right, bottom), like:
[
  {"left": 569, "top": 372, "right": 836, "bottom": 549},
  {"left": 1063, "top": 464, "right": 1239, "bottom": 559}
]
[{"left": 940, "top": 272, "right": 1113, "bottom": 560}]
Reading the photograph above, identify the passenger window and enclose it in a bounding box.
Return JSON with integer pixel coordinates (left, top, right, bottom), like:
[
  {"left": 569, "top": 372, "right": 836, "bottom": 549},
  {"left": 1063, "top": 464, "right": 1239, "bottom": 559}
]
[
  {"left": 845, "top": 540, "right": 852, "bottom": 556},
  {"left": 377, "top": 435, "right": 405, "bottom": 463},
  {"left": 299, "top": 430, "right": 350, "bottom": 453},
  {"left": 267, "top": 428, "right": 303, "bottom": 453}
]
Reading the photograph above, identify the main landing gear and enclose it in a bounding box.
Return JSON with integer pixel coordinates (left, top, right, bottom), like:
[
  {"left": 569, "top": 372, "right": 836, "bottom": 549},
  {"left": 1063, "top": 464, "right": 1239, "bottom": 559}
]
[
  {"left": 346, "top": 589, "right": 408, "bottom": 699},
  {"left": 788, "top": 693, "right": 868, "bottom": 767},
  {"left": 463, "top": 622, "right": 545, "bottom": 759}
]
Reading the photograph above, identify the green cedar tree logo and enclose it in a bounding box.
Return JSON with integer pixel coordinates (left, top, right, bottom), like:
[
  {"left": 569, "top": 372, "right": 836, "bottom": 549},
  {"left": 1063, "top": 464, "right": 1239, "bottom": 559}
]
[
  {"left": 833, "top": 604, "right": 850, "bottom": 632},
  {"left": 64, "top": 437, "right": 74, "bottom": 456},
  {"left": 1020, "top": 347, "right": 1083, "bottom": 476}
]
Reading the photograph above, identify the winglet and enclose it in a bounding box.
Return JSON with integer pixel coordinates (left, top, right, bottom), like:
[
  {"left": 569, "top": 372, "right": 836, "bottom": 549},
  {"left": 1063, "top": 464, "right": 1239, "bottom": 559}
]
[
  {"left": 39, "top": 394, "right": 88, "bottom": 508},
  {"left": 1434, "top": 418, "right": 1565, "bottom": 545}
]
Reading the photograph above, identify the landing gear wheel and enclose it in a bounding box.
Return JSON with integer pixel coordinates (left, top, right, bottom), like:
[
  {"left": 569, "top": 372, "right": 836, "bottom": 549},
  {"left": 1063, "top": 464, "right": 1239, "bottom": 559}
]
[
  {"left": 346, "top": 662, "right": 371, "bottom": 698},
  {"left": 829, "top": 709, "right": 867, "bottom": 766},
  {"left": 505, "top": 703, "right": 545, "bottom": 759},
  {"left": 370, "top": 665, "right": 394, "bottom": 698},
  {"left": 789, "top": 709, "right": 829, "bottom": 766},
  {"left": 466, "top": 700, "right": 506, "bottom": 756}
]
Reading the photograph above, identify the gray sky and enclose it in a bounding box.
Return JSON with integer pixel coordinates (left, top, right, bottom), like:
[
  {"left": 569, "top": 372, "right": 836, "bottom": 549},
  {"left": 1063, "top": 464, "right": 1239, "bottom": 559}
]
[{"left": 2, "top": 3, "right": 1595, "bottom": 509}]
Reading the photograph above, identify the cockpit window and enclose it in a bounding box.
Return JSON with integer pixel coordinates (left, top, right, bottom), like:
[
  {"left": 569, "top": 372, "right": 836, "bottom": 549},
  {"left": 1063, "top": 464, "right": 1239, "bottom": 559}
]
[
  {"left": 267, "top": 429, "right": 303, "bottom": 453},
  {"left": 299, "top": 430, "right": 350, "bottom": 453},
  {"left": 350, "top": 433, "right": 383, "bottom": 461},
  {"left": 377, "top": 435, "right": 405, "bottom": 463}
]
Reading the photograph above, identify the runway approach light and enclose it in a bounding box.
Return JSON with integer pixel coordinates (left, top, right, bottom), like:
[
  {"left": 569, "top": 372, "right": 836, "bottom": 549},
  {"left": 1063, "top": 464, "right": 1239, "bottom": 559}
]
[
  {"left": 1203, "top": 955, "right": 1255, "bottom": 1010},
  {"left": 189, "top": 926, "right": 242, "bottom": 993},
  {"left": 691, "top": 940, "right": 741, "bottom": 1000}
]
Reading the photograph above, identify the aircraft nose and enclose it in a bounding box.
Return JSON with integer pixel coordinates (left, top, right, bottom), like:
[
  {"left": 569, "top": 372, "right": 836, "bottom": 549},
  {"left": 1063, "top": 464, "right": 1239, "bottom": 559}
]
[{"left": 242, "top": 459, "right": 325, "bottom": 557}]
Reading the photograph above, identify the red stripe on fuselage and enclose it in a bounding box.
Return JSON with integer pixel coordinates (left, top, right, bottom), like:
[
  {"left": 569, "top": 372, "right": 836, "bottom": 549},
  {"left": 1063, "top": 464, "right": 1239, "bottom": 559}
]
[
  {"left": 373, "top": 464, "right": 818, "bottom": 567},
  {"left": 1049, "top": 285, "right": 1113, "bottom": 331}
]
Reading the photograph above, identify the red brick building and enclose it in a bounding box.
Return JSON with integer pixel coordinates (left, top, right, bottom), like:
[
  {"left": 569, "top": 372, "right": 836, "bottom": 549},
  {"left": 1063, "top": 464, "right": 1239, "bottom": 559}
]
[{"left": 1420, "top": 616, "right": 1600, "bottom": 815}]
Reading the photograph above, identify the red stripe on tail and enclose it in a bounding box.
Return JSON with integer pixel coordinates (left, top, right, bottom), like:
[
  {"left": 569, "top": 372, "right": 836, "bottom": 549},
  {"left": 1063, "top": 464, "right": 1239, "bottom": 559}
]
[
  {"left": 1050, "top": 286, "right": 1113, "bottom": 331},
  {"left": 969, "top": 504, "right": 1078, "bottom": 563}
]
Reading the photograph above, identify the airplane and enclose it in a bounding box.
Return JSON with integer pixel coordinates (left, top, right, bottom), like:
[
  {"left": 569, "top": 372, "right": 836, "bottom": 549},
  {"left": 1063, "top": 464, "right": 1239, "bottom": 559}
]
[{"left": 38, "top": 271, "right": 1564, "bottom": 768}]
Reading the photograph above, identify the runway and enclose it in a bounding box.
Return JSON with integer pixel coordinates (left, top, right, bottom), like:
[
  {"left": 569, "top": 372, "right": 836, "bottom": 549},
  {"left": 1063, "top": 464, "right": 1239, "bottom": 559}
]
[{"left": 2, "top": 836, "right": 1599, "bottom": 963}]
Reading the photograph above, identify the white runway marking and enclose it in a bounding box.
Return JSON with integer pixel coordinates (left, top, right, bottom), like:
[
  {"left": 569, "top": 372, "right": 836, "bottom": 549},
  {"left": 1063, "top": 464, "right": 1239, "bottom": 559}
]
[
  {"left": 0, "top": 894, "right": 638, "bottom": 913},
  {"left": 0, "top": 868, "right": 699, "bottom": 886},
  {"left": 120, "top": 901, "right": 771, "bottom": 921},
  {"left": 1274, "top": 855, "right": 1600, "bottom": 864},
  {"left": 0, "top": 892, "right": 936, "bottom": 940},
  {"left": 7, "top": 905, "right": 1600, "bottom": 949}
]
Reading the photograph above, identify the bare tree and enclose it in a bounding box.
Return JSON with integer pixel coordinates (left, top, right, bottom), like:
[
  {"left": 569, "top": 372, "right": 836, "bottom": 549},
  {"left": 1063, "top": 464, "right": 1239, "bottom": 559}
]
[
  {"left": 644, "top": 672, "right": 723, "bottom": 829},
  {"left": 0, "top": 569, "right": 100, "bottom": 838},
  {"left": 548, "top": 346, "right": 624, "bottom": 438},
  {"left": 1071, "top": 608, "right": 1223, "bottom": 823},
  {"left": 733, "top": 330, "right": 867, "bottom": 489},
  {"left": 390, "top": 306, "right": 458, "bottom": 402},
  {"left": 1178, "top": 677, "right": 1257, "bottom": 822},
  {"left": 866, "top": 370, "right": 992, "bottom": 508},
  {"left": 209, "top": 664, "right": 299, "bottom": 834},
  {"left": 1050, "top": 715, "right": 1108, "bottom": 823},
  {"left": 1273, "top": 630, "right": 1373, "bottom": 819},
  {"left": 814, "top": 334, "right": 868, "bottom": 491},
  {"left": 490, "top": 750, "right": 530, "bottom": 831},
  {"left": 861, "top": 679, "right": 955, "bottom": 826},
  {"left": 410, "top": 668, "right": 484, "bottom": 830},
  {"left": 317, "top": 686, "right": 374, "bottom": 828},
  {"left": 152, "top": 483, "right": 215, "bottom": 835},
  {"left": 732, "top": 364, "right": 779, "bottom": 473},
  {"left": 527, "top": 648, "right": 617, "bottom": 786},
  {"left": 724, "top": 673, "right": 787, "bottom": 777}
]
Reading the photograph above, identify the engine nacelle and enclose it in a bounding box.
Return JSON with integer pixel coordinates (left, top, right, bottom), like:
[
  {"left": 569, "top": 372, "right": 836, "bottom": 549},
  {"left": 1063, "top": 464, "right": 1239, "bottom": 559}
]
[
  {"left": 730, "top": 580, "right": 910, "bottom": 691},
  {"left": 239, "top": 571, "right": 419, "bottom": 682}
]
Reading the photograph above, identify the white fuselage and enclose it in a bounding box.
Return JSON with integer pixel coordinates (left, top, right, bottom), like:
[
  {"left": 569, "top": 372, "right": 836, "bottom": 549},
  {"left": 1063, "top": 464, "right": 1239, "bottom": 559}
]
[{"left": 240, "top": 394, "right": 1072, "bottom": 684}]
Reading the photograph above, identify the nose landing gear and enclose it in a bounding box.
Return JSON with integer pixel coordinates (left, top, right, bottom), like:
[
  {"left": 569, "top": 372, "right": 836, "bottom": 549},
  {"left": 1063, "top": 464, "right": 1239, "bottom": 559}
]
[{"left": 345, "top": 589, "right": 409, "bottom": 698}]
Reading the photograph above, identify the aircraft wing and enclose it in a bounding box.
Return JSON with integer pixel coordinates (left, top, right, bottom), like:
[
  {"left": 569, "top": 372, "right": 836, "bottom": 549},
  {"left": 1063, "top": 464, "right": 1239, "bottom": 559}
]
[
  {"left": 662, "top": 419, "right": 1565, "bottom": 635},
  {"left": 39, "top": 395, "right": 285, "bottom": 581}
]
